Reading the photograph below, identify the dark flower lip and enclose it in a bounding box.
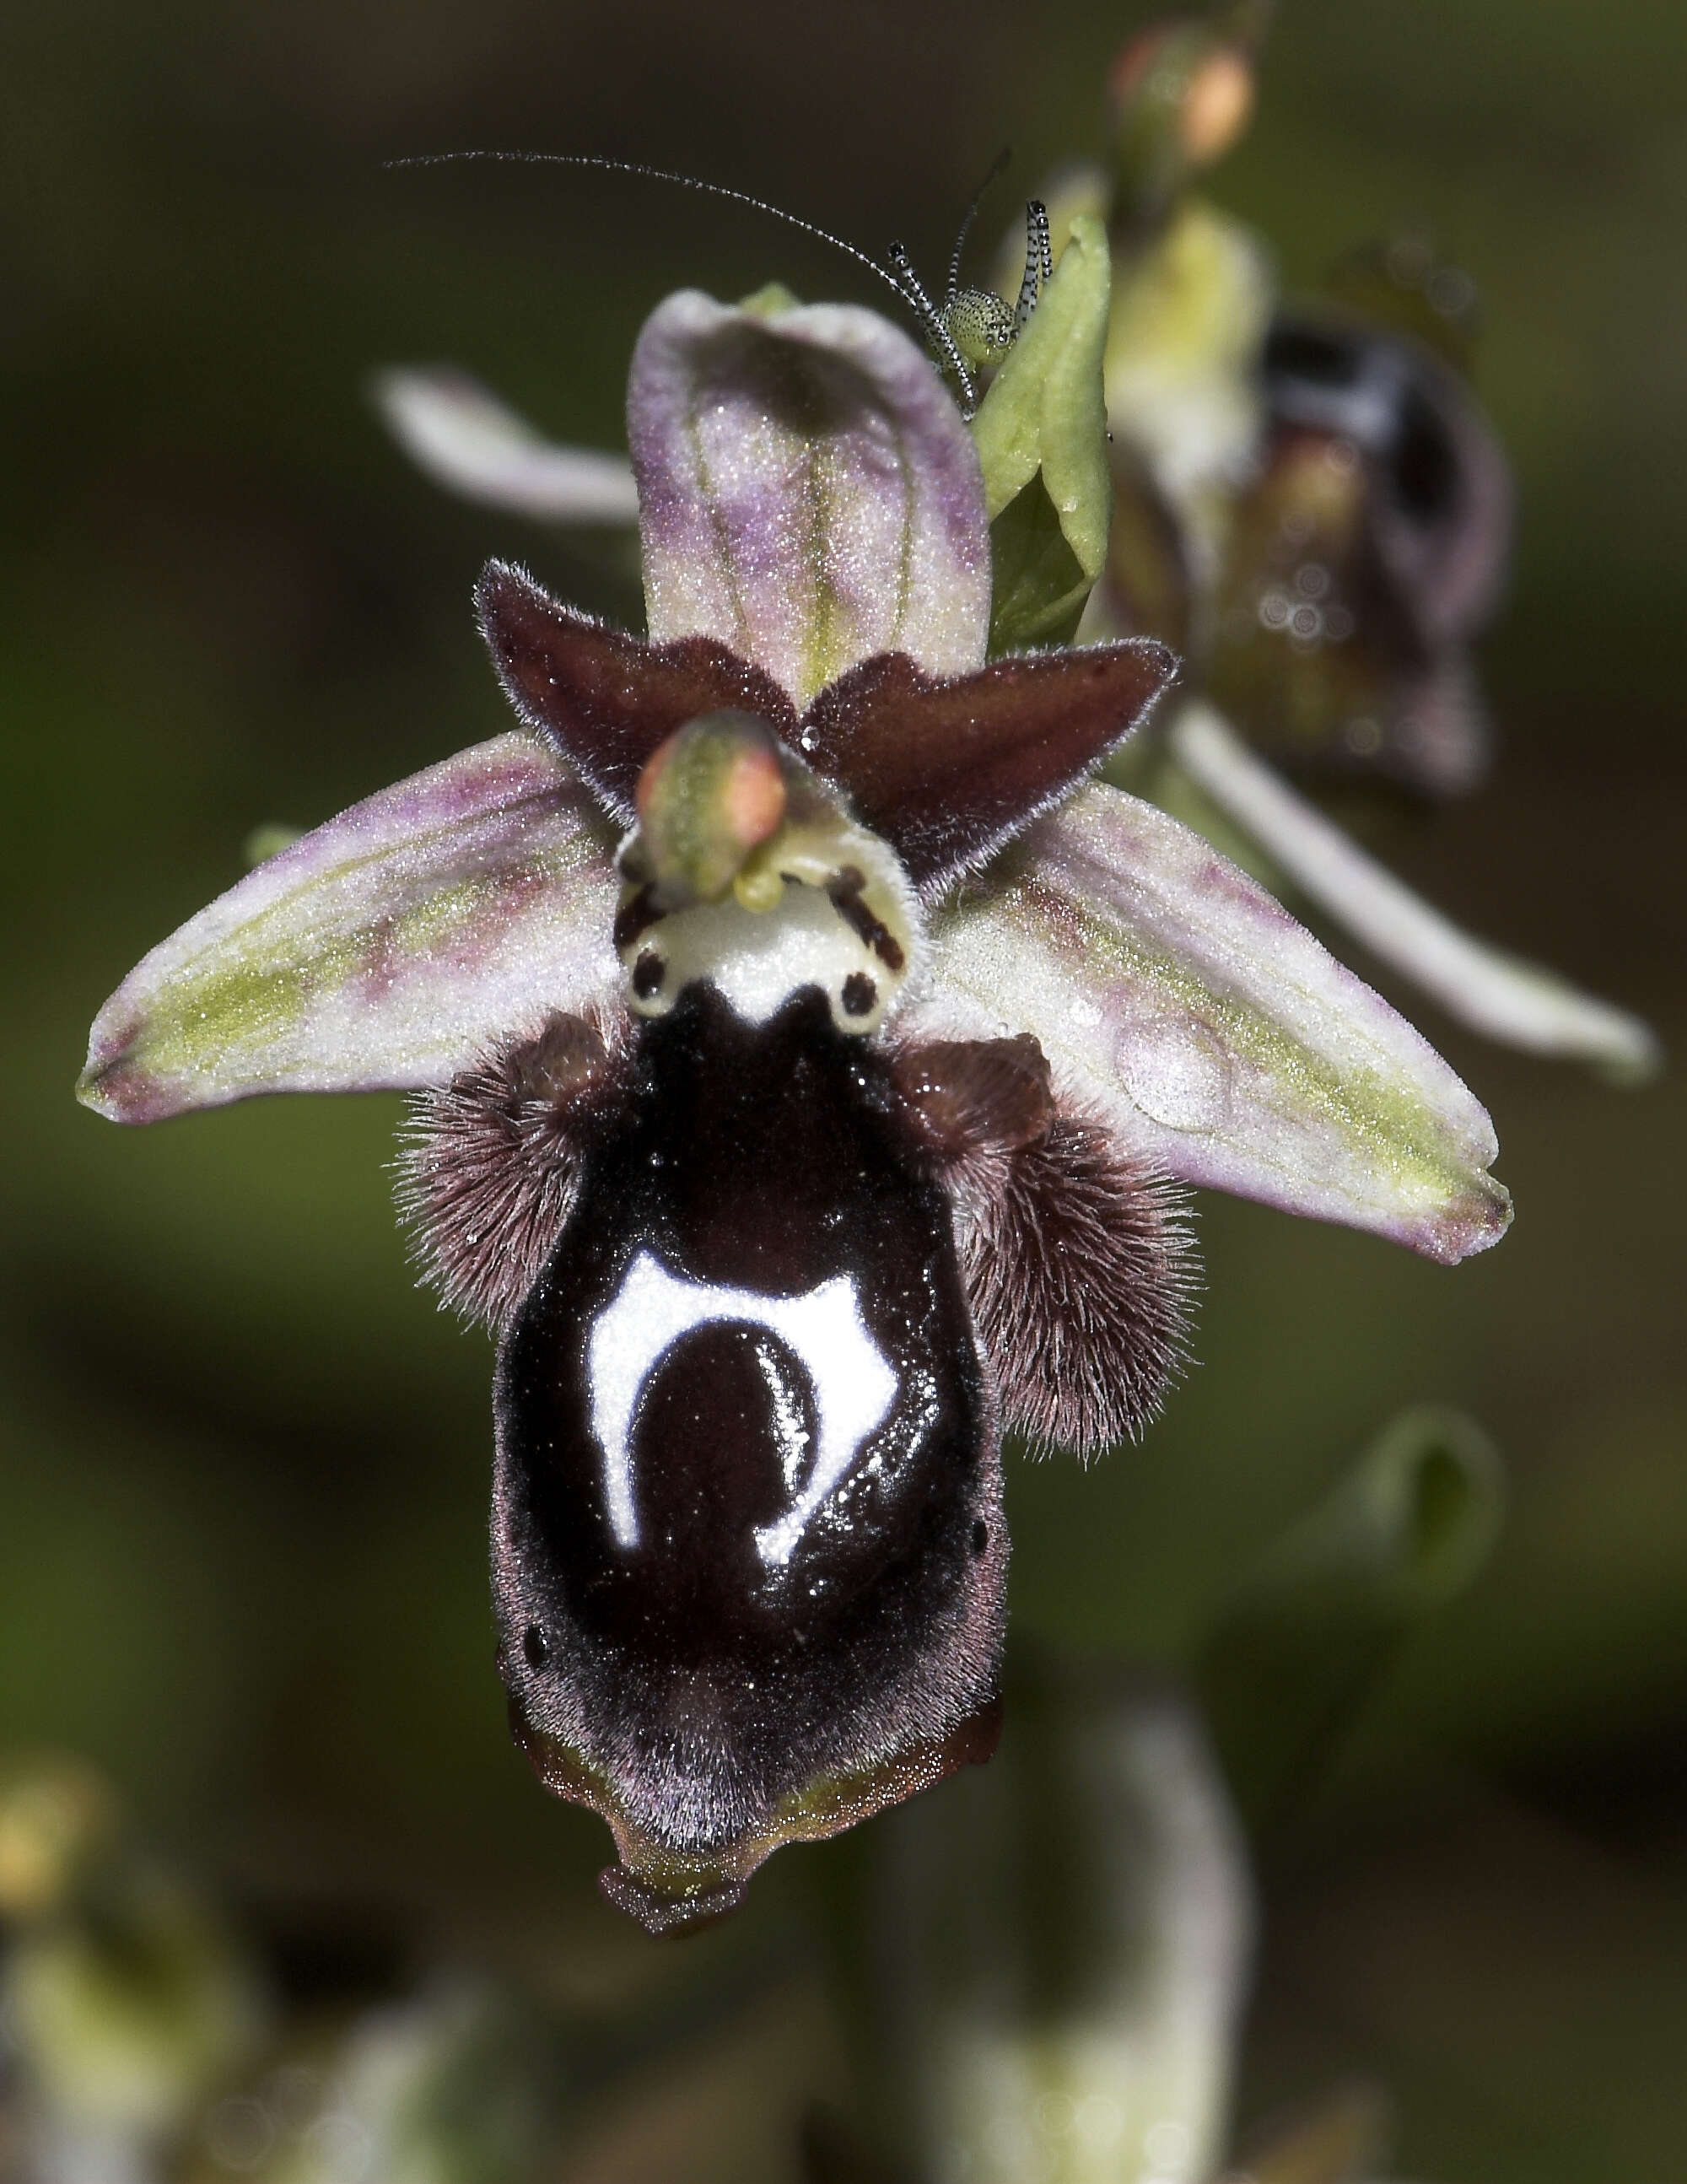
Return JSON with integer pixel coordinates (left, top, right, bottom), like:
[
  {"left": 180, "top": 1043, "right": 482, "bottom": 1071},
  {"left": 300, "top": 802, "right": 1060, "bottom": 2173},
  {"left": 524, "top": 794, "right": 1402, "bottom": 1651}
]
[
  {"left": 1259, "top": 310, "right": 1513, "bottom": 652},
  {"left": 510, "top": 1695, "right": 1003, "bottom": 1937},
  {"left": 484, "top": 984, "right": 1012, "bottom": 1939},
  {"left": 477, "top": 558, "right": 1178, "bottom": 899}
]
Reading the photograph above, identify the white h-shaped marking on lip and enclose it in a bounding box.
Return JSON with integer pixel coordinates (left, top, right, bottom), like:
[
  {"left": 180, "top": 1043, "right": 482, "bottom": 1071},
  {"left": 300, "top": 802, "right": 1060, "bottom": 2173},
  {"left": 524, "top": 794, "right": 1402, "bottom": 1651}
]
[{"left": 585, "top": 1249, "right": 898, "bottom": 1568}]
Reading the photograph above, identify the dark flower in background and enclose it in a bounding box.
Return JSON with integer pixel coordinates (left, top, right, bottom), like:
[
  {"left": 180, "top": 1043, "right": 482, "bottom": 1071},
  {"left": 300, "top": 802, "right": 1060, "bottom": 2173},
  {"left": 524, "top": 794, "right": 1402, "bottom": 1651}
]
[{"left": 1082, "top": 7, "right": 1660, "bottom": 1077}]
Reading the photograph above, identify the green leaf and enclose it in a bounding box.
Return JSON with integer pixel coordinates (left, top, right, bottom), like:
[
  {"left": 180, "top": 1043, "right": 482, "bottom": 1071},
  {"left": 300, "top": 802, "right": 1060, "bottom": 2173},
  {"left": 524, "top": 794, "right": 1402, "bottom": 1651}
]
[{"left": 971, "top": 213, "right": 1113, "bottom": 655}]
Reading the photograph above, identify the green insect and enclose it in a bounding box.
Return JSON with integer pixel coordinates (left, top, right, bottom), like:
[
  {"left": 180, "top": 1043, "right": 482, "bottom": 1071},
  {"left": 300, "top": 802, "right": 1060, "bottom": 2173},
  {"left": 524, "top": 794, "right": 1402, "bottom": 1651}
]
[{"left": 887, "top": 149, "right": 1052, "bottom": 404}]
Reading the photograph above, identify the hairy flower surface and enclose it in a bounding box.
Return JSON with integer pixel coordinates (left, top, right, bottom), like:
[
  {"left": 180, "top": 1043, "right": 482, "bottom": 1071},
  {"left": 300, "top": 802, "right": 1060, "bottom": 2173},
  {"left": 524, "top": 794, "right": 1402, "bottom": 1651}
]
[{"left": 83, "top": 285, "right": 1508, "bottom": 1931}]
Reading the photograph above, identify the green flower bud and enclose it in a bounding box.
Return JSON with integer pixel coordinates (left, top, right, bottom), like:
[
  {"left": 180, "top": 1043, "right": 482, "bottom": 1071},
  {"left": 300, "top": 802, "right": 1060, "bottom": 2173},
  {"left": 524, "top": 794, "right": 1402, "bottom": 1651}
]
[{"left": 1108, "top": 18, "right": 1260, "bottom": 230}]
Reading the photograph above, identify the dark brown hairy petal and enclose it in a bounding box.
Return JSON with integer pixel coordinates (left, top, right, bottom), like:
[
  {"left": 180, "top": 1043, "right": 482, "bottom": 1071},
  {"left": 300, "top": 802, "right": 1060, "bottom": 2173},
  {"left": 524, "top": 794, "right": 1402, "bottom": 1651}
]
[
  {"left": 958, "top": 1108, "right": 1196, "bottom": 1459},
  {"left": 887, "top": 1037, "right": 1192, "bottom": 1458},
  {"left": 798, "top": 640, "right": 1178, "bottom": 898},
  {"left": 889, "top": 1035, "right": 1055, "bottom": 1167},
  {"left": 397, "top": 1008, "right": 633, "bottom": 1332},
  {"left": 476, "top": 560, "right": 797, "bottom": 825}
]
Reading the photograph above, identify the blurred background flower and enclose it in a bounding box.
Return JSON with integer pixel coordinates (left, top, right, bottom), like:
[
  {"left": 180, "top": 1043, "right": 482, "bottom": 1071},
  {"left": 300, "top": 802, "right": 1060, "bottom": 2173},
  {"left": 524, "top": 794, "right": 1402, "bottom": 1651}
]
[
  {"left": 0, "top": 1411, "right": 1512, "bottom": 2180},
  {"left": 2, "top": 0, "right": 1684, "bottom": 2177}
]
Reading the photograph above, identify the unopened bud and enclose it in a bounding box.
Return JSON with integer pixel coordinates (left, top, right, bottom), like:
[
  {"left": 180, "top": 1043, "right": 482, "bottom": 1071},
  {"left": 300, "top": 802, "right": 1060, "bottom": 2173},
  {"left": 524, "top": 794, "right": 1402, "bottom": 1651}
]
[
  {"left": 1109, "top": 20, "right": 1259, "bottom": 225},
  {"left": 1183, "top": 43, "right": 1254, "bottom": 162},
  {"left": 0, "top": 1756, "right": 119, "bottom": 1919}
]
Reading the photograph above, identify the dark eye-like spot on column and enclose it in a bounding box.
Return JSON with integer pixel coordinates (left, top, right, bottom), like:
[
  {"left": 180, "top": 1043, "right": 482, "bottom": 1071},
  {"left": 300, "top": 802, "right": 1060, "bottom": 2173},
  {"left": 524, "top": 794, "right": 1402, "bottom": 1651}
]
[
  {"left": 613, "top": 882, "right": 662, "bottom": 952},
  {"left": 827, "top": 868, "right": 906, "bottom": 970},
  {"left": 633, "top": 950, "right": 666, "bottom": 1000},
  {"left": 971, "top": 1519, "right": 989, "bottom": 1557},
  {"left": 523, "top": 1624, "right": 550, "bottom": 1670},
  {"left": 841, "top": 973, "right": 877, "bottom": 1017}
]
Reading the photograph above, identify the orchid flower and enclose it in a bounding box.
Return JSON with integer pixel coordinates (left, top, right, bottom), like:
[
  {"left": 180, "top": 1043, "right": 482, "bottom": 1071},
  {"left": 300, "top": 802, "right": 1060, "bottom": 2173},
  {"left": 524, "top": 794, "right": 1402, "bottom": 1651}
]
[
  {"left": 82, "top": 278, "right": 1507, "bottom": 1933},
  {"left": 375, "top": 37, "right": 1657, "bottom": 1087},
  {"left": 1093, "top": 8, "right": 1658, "bottom": 1081}
]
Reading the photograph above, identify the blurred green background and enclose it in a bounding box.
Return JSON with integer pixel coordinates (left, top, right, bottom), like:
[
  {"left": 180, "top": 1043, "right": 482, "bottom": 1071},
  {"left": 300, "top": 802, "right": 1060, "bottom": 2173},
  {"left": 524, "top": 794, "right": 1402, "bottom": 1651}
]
[{"left": 2, "top": 0, "right": 1683, "bottom": 2177}]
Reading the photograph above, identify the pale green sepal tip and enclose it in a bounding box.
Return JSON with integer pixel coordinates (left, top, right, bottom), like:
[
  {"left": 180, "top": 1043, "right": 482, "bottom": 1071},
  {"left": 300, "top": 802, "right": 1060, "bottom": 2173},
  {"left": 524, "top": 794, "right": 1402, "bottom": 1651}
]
[
  {"left": 736, "top": 281, "right": 803, "bottom": 318},
  {"left": 969, "top": 213, "right": 1113, "bottom": 655}
]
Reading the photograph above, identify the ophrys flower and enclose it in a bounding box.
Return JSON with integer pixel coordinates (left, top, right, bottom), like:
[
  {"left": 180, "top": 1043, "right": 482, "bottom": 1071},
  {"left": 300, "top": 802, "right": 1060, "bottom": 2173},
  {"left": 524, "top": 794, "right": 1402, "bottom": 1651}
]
[{"left": 82, "top": 283, "right": 1507, "bottom": 1932}]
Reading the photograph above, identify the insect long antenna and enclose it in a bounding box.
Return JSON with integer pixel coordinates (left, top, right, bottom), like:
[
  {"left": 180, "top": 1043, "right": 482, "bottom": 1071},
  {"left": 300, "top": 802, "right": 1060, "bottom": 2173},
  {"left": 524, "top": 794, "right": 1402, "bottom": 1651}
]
[
  {"left": 886, "top": 241, "right": 978, "bottom": 415},
  {"left": 1015, "top": 199, "right": 1053, "bottom": 332},
  {"left": 945, "top": 145, "right": 1012, "bottom": 310},
  {"left": 386, "top": 149, "right": 913, "bottom": 312},
  {"left": 391, "top": 150, "right": 989, "bottom": 418}
]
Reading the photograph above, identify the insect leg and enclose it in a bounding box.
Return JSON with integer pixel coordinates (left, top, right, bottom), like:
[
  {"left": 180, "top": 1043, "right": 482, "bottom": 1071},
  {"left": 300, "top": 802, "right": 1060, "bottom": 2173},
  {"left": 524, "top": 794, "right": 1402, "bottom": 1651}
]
[
  {"left": 1015, "top": 199, "right": 1053, "bottom": 333},
  {"left": 887, "top": 240, "right": 979, "bottom": 416}
]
